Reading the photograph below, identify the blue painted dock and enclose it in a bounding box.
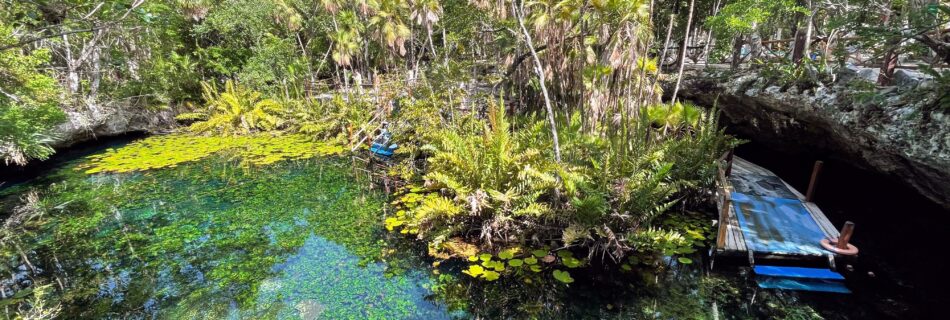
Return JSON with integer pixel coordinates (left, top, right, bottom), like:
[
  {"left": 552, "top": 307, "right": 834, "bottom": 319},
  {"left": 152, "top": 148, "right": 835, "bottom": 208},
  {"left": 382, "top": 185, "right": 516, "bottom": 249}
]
[
  {"left": 713, "top": 156, "right": 852, "bottom": 293},
  {"left": 714, "top": 157, "right": 841, "bottom": 257}
]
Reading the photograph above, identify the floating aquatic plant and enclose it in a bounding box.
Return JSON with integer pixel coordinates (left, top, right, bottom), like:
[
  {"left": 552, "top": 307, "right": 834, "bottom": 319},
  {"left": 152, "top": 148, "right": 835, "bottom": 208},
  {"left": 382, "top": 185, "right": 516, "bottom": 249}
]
[
  {"left": 79, "top": 134, "right": 343, "bottom": 174},
  {"left": 463, "top": 265, "right": 484, "bottom": 278},
  {"left": 552, "top": 270, "right": 574, "bottom": 284}
]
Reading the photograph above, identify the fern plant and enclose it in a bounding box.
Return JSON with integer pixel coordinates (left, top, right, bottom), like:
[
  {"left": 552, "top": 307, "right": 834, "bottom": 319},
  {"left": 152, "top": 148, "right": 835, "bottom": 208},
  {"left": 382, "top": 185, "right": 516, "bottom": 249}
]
[
  {"left": 411, "top": 100, "right": 566, "bottom": 246},
  {"left": 282, "top": 94, "right": 372, "bottom": 142},
  {"left": 176, "top": 80, "right": 284, "bottom": 135}
]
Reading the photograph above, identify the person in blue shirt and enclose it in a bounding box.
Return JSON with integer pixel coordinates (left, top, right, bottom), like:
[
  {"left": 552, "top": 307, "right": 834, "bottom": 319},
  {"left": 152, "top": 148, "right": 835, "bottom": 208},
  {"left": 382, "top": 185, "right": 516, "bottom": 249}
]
[{"left": 370, "top": 122, "right": 398, "bottom": 157}]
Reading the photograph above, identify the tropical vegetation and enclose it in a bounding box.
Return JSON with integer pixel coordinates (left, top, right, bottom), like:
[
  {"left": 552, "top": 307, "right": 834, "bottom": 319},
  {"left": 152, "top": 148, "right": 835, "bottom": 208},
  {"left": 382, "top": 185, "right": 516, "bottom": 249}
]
[{"left": 1, "top": 0, "right": 948, "bottom": 318}]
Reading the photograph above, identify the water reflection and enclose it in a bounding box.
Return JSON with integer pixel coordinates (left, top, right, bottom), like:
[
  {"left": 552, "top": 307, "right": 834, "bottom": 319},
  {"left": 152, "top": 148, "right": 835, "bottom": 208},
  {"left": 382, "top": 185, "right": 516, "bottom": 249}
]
[
  {"left": 1, "top": 151, "right": 832, "bottom": 319},
  {"left": 1, "top": 156, "right": 455, "bottom": 318}
]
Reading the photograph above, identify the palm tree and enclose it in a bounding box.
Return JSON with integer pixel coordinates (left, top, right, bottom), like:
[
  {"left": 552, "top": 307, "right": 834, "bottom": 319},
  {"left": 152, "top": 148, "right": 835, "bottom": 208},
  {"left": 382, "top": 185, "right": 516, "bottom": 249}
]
[
  {"left": 409, "top": 0, "right": 442, "bottom": 58},
  {"left": 330, "top": 12, "right": 364, "bottom": 67},
  {"left": 369, "top": 0, "right": 411, "bottom": 56}
]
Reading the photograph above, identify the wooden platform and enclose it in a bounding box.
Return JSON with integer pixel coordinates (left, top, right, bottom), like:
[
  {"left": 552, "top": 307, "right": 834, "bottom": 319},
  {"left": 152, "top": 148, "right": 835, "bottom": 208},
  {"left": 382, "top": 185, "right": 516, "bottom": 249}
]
[{"left": 715, "top": 156, "right": 840, "bottom": 260}]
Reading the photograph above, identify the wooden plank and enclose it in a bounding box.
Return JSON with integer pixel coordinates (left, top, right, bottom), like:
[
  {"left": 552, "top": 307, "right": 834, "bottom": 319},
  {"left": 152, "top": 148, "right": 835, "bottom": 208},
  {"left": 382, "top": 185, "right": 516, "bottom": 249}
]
[
  {"left": 731, "top": 157, "right": 775, "bottom": 176},
  {"left": 727, "top": 203, "right": 747, "bottom": 252},
  {"left": 727, "top": 226, "right": 739, "bottom": 251}
]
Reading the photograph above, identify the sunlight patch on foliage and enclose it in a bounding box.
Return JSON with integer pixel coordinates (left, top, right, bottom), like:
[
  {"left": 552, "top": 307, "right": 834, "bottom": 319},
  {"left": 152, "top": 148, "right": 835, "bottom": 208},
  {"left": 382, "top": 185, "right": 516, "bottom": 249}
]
[{"left": 79, "top": 134, "right": 343, "bottom": 174}]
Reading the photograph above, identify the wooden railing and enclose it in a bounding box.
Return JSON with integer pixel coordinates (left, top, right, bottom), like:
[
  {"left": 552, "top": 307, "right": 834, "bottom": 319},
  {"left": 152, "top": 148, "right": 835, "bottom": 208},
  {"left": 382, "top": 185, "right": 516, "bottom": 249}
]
[{"left": 714, "top": 149, "right": 735, "bottom": 250}]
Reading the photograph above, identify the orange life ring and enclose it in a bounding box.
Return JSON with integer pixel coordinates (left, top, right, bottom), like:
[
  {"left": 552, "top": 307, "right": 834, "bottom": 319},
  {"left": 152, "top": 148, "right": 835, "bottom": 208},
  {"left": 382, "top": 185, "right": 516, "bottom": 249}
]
[{"left": 820, "top": 238, "right": 859, "bottom": 256}]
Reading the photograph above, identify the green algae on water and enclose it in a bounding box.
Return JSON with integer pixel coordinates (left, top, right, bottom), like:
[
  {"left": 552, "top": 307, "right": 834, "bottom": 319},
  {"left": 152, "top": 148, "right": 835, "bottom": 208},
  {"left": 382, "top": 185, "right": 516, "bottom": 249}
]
[{"left": 79, "top": 134, "right": 344, "bottom": 174}]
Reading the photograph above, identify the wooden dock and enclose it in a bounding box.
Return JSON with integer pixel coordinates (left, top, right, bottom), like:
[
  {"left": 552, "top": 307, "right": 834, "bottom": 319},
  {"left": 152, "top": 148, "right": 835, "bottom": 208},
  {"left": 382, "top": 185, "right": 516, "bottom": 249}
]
[{"left": 714, "top": 155, "right": 841, "bottom": 263}]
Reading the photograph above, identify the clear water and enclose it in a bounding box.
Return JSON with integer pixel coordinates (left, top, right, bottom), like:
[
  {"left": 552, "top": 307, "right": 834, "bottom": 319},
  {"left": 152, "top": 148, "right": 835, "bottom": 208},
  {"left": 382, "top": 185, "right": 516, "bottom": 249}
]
[
  {"left": 1, "top": 140, "right": 893, "bottom": 319},
  {"left": 0, "top": 154, "right": 462, "bottom": 319}
]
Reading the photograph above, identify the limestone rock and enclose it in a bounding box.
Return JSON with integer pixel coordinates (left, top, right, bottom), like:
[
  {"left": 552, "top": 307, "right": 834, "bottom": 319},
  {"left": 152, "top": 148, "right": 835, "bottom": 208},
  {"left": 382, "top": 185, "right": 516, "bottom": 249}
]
[
  {"left": 52, "top": 102, "right": 180, "bottom": 148},
  {"left": 668, "top": 69, "right": 950, "bottom": 209}
]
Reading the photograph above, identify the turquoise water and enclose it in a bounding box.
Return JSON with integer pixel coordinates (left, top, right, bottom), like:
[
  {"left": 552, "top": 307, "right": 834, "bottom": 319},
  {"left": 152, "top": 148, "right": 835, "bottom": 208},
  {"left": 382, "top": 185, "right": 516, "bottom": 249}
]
[
  {"left": 0, "top": 143, "right": 847, "bottom": 319},
  {"left": 0, "top": 154, "right": 461, "bottom": 319}
]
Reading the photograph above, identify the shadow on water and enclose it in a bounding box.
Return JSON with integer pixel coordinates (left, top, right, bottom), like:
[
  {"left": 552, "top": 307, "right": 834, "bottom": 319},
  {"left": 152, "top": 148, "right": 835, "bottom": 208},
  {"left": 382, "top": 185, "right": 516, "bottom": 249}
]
[
  {"left": 0, "top": 132, "right": 147, "bottom": 187},
  {"left": 734, "top": 140, "right": 950, "bottom": 318}
]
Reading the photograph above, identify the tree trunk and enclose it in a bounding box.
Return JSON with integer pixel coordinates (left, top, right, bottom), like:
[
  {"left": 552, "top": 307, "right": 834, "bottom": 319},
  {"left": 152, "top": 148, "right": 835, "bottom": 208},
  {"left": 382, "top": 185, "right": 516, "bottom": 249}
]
[
  {"left": 748, "top": 22, "right": 762, "bottom": 61},
  {"left": 89, "top": 46, "right": 101, "bottom": 101},
  {"left": 659, "top": 13, "right": 676, "bottom": 68},
  {"left": 62, "top": 34, "right": 80, "bottom": 94},
  {"left": 877, "top": 3, "right": 900, "bottom": 85},
  {"left": 791, "top": 9, "right": 806, "bottom": 63},
  {"left": 426, "top": 24, "right": 437, "bottom": 61},
  {"left": 515, "top": 1, "right": 561, "bottom": 163},
  {"left": 702, "top": 0, "right": 723, "bottom": 66},
  {"left": 731, "top": 34, "right": 744, "bottom": 70},
  {"left": 13, "top": 241, "right": 37, "bottom": 275},
  {"left": 802, "top": 0, "right": 816, "bottom": 63},
  {"left": 878, "top": 48, "right": 899, "bottom": 85},
  {"left": 671, "top": 0, "right": 696, "bottom": 103}
]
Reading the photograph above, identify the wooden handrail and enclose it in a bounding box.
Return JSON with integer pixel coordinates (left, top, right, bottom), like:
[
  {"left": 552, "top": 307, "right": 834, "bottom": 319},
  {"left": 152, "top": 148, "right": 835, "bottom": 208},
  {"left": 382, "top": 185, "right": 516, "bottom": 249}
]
[{"left": 716, "top": 190, "right": 732, "bottom": 250}]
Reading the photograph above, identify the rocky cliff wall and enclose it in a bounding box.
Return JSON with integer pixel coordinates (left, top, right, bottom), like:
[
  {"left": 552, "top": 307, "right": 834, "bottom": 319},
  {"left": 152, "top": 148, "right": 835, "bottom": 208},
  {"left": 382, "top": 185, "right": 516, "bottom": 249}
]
[
  {"left": 670, "top": 67, "right": 949, "bottom": 209},
  {"left": 51, "top": 103, "right": 180, "bottom": 148}
]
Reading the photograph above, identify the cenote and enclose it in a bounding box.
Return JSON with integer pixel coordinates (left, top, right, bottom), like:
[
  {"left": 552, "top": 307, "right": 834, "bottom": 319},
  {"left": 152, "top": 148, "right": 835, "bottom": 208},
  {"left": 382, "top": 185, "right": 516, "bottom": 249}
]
[{"left": 2, "top": 135, "right": 940, "bottom": 320}]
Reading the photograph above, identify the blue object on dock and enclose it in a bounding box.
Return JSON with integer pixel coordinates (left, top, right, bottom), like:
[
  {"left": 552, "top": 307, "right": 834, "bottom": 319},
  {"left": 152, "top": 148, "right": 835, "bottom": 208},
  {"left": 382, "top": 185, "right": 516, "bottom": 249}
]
[
  {"left": 370, "top": 142, "right": 397, "bottom": 157},
  {"left": 731, "top": 192, "right": 828, "bottom": 255},
  {"left": 756, "top": 276, "right": 851, "bottom": 294},
  {"left": 754, "top": 266, "right": 845, "bottom": 280}
]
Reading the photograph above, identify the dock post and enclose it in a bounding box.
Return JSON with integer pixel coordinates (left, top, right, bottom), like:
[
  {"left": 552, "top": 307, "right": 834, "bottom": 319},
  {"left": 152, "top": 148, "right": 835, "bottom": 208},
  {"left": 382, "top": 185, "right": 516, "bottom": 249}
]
[
  {"left": 724, "top": 149, "right": 735, "bottom": 177},
  {"left": 716, "top": 192, "right": 731, "bottom": 249},
  {"left": 836, "top": 221, "right": 855, "bottom": 250},
  {"left": 805, "top": 160, "right": 824, "bottom": 202}
]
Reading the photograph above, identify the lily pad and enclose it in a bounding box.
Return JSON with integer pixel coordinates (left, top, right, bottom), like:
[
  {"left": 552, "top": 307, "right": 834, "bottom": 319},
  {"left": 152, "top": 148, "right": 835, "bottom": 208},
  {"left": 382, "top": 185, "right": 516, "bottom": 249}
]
[
  {"left": 482, "top": 270, "right": 500, "bottom": 281},
  {"left": 482, "top": 260, "right": 505, "bottom": 272},
  {"left": 552, "top": 269, "right": 574, "bottom": 284},
  {"left": 508, "top": 259, "right": 524, "bottom": 267},
  {"left": 523, "top": 256, "right": 538, "bottom": 265},
  {"left": 562, "top": 256, "right": 583, "bottom": 268},
  {"left": 462, "top": 265, "right": 484, "bottom": 277}
]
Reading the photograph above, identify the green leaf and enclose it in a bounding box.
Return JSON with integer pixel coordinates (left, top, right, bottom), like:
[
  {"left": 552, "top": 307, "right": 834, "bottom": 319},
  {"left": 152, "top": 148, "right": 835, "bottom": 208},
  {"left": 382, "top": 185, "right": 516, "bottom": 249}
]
[
  {"left": 508, "top": 259, "right": 524, "bottom": 267},
  {"left": 498, "top": 249, "right": 515, "bottom": 260},
  {"left": 462, "top": 265, "right": 484, "bottom": 277},
  {"left": 524, "top": 256, "right": 538, "bottom": 265},
  {"left": 552, "top": 269, "right": 574, "bottom": 284},
  {"left": 677, "top": 257, "right": 693, "bottom": 264},
  {"left": 562, "top": 256, "right": 583, "bottom": 268},
  {"left": 482, "top": 270, "right": 500, "bottom": 281}
]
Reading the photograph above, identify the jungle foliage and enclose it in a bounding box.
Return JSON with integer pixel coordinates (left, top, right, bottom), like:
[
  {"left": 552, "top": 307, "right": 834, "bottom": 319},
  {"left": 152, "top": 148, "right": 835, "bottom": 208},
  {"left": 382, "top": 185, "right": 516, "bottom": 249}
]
[
  {"left": 0, "top": 23, "right": 64, "bottom": 165},
  {"left": 385, "top": 98, "right": 735, "bottom": 275},
  {"left": 2, "top": 0, "right": 946, "bottom": 318}
]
